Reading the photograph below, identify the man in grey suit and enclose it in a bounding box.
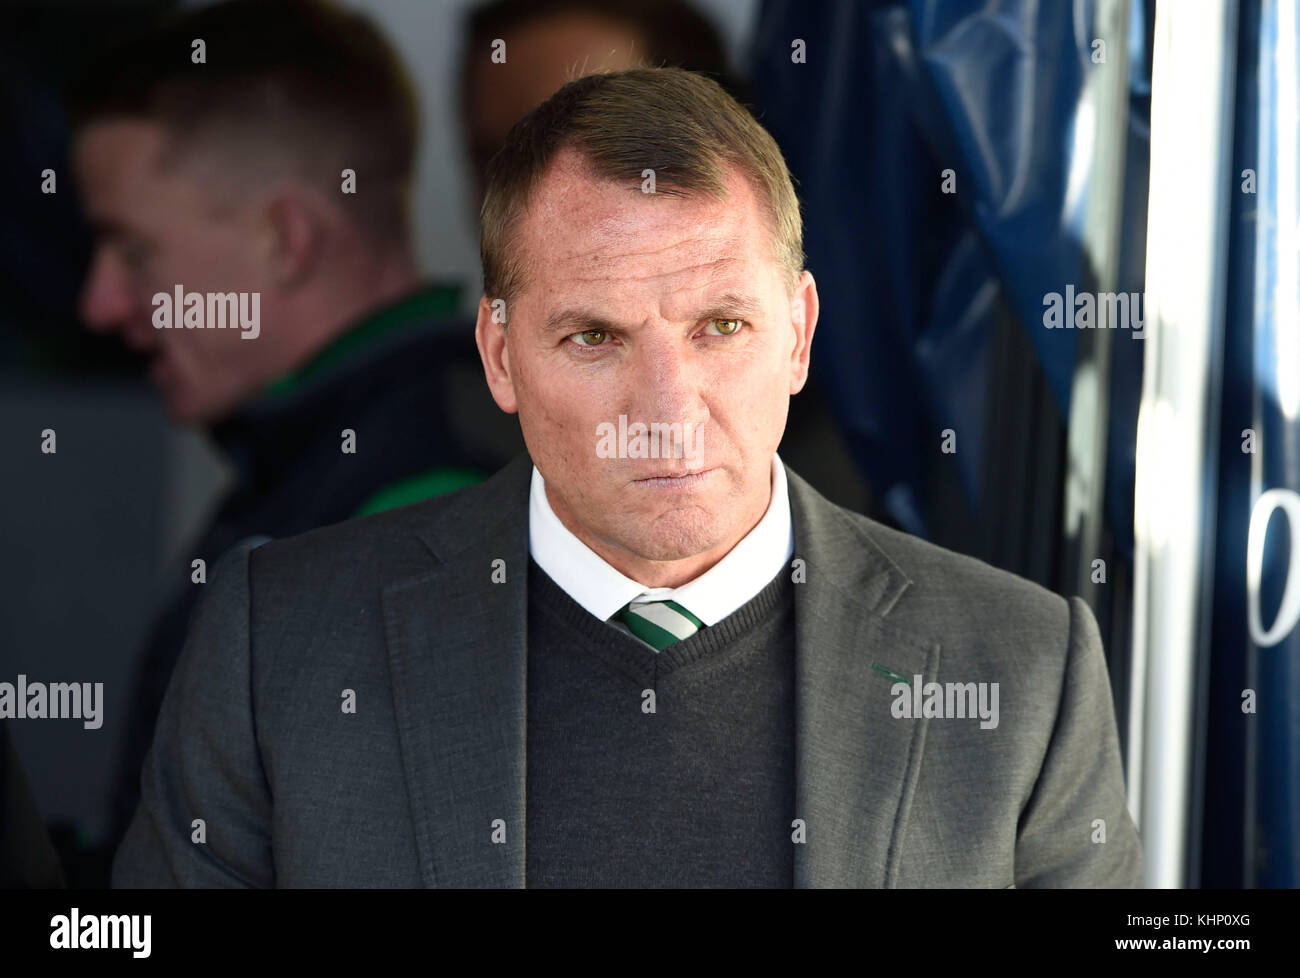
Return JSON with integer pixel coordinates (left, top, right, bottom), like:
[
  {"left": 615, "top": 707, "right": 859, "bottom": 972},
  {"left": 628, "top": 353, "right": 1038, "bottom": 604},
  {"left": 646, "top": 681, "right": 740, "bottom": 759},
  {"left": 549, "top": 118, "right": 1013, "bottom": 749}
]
[{"left": 114, "top": 67, "right": 1141, "bottom": 888}]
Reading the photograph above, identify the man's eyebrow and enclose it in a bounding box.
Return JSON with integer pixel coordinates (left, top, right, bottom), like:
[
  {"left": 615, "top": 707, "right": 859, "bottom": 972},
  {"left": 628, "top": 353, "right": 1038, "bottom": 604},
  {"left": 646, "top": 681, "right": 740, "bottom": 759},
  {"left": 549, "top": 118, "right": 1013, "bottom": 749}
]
[
  {"left": 541, "top": 291, "right": 764, "bottom": 336},
  {"left": 542, "top": 308, "right": 617, "bottom": 336},
  {"left": 696, "top": 291, "right": 764, "bottom": 321}
]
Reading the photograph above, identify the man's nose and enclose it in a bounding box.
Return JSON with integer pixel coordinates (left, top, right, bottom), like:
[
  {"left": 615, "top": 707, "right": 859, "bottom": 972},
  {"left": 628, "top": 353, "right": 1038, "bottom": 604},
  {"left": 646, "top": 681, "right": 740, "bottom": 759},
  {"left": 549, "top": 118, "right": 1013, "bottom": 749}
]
[
  {"left": 634, "top": 335, "right": 708, "bottom": 421},
  {"left": 79, "top": 247, "right": 136, "bottom": 333}
]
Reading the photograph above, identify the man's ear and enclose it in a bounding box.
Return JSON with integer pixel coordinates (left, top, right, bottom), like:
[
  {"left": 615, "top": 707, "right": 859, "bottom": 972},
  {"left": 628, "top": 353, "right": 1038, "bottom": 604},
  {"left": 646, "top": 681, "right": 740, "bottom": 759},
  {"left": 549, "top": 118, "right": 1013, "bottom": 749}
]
[
  {"left": 788, "top": 269, "right": 819, "bottom": 395},
  {"left": 259, "top": 188, "right": 325, "bottom": 289},
  {"left": 475, "top": 295, "right": 519, "bottom": 414}
]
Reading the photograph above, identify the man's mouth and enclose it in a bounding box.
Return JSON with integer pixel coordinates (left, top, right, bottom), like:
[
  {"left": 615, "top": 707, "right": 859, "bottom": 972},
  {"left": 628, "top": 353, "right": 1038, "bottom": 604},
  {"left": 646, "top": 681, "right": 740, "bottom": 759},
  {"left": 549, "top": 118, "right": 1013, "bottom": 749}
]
[{"left": 632, "top": 467, "right": 717, "bottom": 489}]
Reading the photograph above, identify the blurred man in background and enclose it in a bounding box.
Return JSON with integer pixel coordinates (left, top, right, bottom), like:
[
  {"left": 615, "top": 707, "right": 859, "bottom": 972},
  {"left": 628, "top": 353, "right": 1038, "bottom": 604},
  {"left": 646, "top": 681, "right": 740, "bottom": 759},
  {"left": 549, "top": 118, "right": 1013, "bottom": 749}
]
[{"left": 67, "top": 0, "right": 521, "bottom": 879}]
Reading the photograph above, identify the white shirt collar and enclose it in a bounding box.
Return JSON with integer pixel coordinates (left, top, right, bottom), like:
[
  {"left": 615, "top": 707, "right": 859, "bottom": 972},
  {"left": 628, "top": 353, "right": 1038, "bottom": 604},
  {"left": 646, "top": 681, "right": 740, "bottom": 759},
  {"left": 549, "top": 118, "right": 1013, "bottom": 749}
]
[{"left": 528, "top": 453, "right": 794, "bottom": 625}]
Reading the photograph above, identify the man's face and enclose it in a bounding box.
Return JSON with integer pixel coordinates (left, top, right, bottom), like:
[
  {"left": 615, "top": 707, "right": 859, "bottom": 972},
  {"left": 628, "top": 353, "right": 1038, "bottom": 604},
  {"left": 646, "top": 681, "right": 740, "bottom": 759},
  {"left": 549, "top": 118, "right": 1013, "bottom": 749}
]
[
  {"left": 477, "top": 149, "right": 818, "bottom": 585},
  {"left": 74, "top": 119, "right": 272, "bottom": 423}
]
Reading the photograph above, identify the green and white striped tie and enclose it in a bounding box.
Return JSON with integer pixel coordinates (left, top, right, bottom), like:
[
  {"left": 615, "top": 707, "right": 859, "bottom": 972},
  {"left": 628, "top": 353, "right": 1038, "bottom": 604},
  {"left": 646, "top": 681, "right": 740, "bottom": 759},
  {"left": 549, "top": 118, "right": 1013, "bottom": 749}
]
[{"left": 615, "top": 599, "right": 704, "bottom": 651}]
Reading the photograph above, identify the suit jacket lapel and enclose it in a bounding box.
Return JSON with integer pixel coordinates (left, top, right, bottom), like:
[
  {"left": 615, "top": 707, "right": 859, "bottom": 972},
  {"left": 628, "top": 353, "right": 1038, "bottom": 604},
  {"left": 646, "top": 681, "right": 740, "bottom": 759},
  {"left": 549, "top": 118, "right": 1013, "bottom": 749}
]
[
  {"left": 382, "top": 454, "right": 533, "bottom": 888},
  {"left": 787, "top": 468, "right": 942, "bottom": 888}
]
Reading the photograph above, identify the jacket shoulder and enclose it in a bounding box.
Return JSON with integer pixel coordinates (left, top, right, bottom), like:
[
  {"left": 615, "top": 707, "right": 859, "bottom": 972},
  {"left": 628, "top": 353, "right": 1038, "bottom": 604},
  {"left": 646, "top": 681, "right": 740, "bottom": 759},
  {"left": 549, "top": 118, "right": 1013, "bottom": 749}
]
[
  {"left": 826, "top": 500, "right": 1072, "bottom": 655},
  {"left": 248, "top": 453, "right": 530, "bottom": 590},
  {"left": 253, "top": 482, "right": 463, "bottom": 577}
]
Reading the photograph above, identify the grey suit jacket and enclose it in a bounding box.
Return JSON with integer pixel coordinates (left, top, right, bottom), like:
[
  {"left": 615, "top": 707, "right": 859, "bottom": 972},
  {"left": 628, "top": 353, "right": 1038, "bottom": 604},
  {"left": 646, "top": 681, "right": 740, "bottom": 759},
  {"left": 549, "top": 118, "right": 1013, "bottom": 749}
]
[{"left": 114, "top": 452, "right": 1142, "bottom": 887}]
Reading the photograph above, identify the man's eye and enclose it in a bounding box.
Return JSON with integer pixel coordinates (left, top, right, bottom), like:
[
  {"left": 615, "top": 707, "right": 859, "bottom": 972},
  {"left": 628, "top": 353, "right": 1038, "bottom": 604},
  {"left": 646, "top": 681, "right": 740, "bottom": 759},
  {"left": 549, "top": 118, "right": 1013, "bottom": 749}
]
[
  {"left": 569, "top": 328, "right": 609, "bottom": 346},
  {"left": 705, "top": 318, "right": 743, "bottom": 336}
]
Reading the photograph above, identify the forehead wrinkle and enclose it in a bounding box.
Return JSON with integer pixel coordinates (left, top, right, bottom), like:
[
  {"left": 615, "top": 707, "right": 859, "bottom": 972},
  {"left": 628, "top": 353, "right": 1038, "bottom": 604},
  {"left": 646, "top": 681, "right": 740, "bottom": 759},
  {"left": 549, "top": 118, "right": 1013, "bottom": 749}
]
[
  {"left": 563, "top": 229, "right": 742, "bottom": 269},
  {"left": 520, "top": 155, "right": 776, "bottom": 302},
  {"left": 535, "top": 187, "right": 748, "bottom": 261},
  {"left": 555, "top": 254, "right": 744, "bottom": 288}
]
